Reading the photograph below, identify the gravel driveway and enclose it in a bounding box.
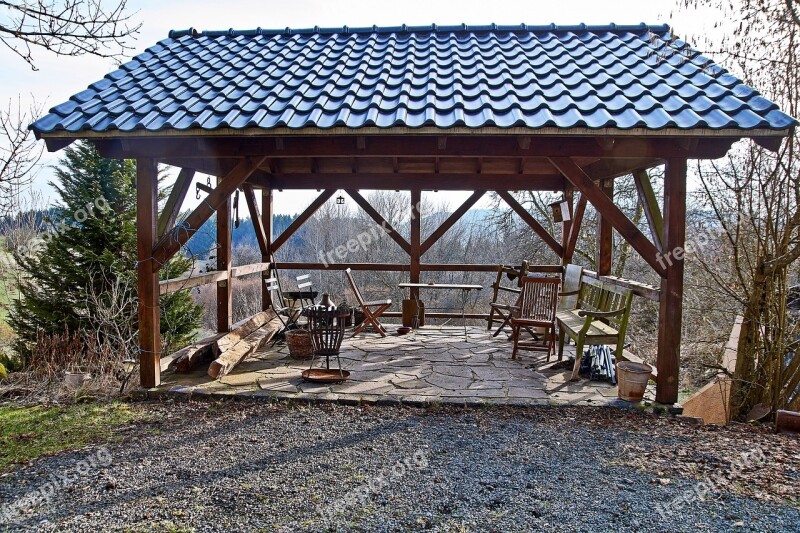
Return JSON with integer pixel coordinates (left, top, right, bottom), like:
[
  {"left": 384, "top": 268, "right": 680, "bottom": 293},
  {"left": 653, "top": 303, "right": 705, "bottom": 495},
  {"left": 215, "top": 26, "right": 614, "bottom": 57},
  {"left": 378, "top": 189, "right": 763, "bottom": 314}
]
[{"left": 1, "top": 401, "right": 798, "bottom": 532}]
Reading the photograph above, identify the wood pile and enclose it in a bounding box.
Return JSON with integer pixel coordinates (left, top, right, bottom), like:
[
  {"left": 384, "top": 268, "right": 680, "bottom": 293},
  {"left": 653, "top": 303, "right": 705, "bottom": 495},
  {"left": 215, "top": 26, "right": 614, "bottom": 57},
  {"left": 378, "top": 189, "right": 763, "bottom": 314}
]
[
  {"left": 208, "top": 311, "right": 278, "bottom": 379},
  {"left": 161, "top": 310, "right": 279, "bottom": 380}
]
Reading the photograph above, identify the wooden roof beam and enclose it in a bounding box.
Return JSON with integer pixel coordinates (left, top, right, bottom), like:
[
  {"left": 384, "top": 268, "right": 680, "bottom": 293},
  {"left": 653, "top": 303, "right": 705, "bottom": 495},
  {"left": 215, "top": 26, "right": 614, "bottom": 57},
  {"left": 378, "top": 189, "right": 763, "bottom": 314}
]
[{"left": 91, "top": 135, "right": 738, "bottom": 160}]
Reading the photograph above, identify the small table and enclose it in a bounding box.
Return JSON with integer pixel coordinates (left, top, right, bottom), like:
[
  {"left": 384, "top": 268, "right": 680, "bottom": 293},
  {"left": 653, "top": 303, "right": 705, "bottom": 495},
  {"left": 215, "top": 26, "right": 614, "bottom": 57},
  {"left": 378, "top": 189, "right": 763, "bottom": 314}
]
[{"left": 398, "top": 283, "right": 483, "bottom": 339}]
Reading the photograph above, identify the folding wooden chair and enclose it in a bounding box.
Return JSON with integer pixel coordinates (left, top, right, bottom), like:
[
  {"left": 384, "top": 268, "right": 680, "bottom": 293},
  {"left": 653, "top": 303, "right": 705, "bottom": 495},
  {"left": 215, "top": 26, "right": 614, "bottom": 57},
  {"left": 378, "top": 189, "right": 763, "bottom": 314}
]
[
  {"left": 510, "top": 276, "right": 561, "bottom": 360},
  {"left": 264, "top": 276, "right": 299, "bottom": 340},
  {"left": 344, "top": 268, "right": 392, "bottom": 337},
  {"left": 487, "top": 261, "right": 530, "bottom": 337}
]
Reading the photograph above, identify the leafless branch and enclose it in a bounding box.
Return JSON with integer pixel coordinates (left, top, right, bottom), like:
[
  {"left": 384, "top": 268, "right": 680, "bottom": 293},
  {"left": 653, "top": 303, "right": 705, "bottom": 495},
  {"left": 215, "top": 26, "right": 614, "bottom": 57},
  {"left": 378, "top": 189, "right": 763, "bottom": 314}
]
[{"left": 0, "top": 0, "right": 140, "bottom": 70}]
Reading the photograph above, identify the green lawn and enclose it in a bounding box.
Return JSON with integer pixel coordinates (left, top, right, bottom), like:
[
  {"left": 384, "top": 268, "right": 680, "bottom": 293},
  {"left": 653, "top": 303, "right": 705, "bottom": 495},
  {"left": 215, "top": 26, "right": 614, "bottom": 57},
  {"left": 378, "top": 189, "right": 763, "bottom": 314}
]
[{"left": 0, "top": 403, "right": 150, "bottom": 470}]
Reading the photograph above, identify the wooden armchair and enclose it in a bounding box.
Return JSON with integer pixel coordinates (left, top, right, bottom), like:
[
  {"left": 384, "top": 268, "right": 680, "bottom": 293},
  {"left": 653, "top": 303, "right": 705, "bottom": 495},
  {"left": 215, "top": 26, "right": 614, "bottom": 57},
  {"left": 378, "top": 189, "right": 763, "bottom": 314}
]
[
  {"left": 344, "top": 268, "right": 392, "bottom": 337},
  {"left": 510, "top": 276, "right": 561, "bottom": 359}
]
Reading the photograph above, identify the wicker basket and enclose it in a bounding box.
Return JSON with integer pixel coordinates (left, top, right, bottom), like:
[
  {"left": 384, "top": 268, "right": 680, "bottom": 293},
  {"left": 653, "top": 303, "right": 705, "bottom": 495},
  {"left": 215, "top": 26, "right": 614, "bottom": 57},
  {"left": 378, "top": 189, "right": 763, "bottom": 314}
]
[{"left": 285, "top": 329, "right": 314, "bottom": 358}]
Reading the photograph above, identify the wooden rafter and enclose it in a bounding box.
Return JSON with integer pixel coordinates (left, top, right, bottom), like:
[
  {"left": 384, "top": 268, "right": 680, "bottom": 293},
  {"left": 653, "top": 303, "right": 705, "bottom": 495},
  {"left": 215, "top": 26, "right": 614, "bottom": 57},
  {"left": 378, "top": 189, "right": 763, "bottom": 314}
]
[
  {"left": 549, "top": 156, "right": 667, "bottom": 277},
  {"left": 564, "top": 193, "right": 587, "bottom": 265},
  {"left": 420, "top": 190, "right": 485, "bottom": 255},
  {"left": 632, "top": 169, "right": 665, "bottom": 252},
  {"left": 241, "top": 183, "right": 269, "bottom": 256},
  {"left": 152, "top": 157, "right": 266, "bottom": 271},
  {"left": 345, "top": 189, "right": 412, "bottom": 255},
  {"left": 271, "top": 189, "right": 336, "bottom": 252},
  {"left": 157, "top": 167, "right": 195, "bottom": 237},
  {"left": 496, "top": 190, "right": 564, "bottom": 257}
]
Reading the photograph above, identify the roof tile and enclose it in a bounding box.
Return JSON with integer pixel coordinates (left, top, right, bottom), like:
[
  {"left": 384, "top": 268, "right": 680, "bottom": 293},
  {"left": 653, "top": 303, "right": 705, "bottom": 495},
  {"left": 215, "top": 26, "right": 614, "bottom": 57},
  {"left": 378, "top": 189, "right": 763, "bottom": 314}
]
[{"left": 31, "top": 23, "right": 795, "bottom": 135}]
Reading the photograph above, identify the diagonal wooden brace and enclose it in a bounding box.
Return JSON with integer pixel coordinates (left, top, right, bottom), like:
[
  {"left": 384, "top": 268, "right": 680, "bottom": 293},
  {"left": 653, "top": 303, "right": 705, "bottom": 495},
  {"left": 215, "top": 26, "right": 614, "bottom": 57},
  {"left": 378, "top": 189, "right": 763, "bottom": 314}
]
[
  {"left": 496, "top": 190, "right": 563, "bottom": 257},
  {"left": 151, "top": 156, "right": 267, "bottom": 271},
  {"left": 549, "top": 157, "right": 667, "bottom": 277},
  {"left": 346, "top": 189, "right": 412, "bottom": 255}
]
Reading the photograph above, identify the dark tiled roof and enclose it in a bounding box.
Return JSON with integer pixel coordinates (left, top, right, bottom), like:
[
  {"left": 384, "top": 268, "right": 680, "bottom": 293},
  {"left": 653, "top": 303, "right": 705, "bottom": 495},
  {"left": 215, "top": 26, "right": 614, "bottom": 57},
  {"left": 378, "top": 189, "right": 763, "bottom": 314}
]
[{"left": 31, "top": 23, "right": 796, "bottom": 136}]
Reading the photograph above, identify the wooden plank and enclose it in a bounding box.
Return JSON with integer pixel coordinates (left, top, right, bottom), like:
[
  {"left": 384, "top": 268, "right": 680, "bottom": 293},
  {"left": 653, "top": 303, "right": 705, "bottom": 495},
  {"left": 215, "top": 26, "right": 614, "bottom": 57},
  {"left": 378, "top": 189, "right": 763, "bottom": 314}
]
[
  {"left": 159, "top": 270, "right": 228, "bottom": 295},
  {"left": 247, "top": 172, "right": 566, "bottom": 191},
  {"left": 632, "top": 169, "right": 665, "bottom": 252},
  {"left": 582, "top": 157, "right": 661, "bottom": 181},
  {"left": 261, "top": 188, "right": 273, "bottom": 312},
  {"left": 597, "top": 178, "right": 614, "bottom": 275},
  {"left": 272, "top": 189, "right": 336, "bottom": 252},
  {"left": 564, "top": 194, "right": 587, "bottom": 265},
  {"left": 217, "top": 176, "right": 232, "bottom": 333},
  {"left": 97, "top": 135, "right": 737, "bottom": 160},
  {"left": 157, "top": 168, "right": 195, "bottom": 238},
  {"left": 383, "top": 312, "right": 489, "bottom": 319},
  {"left": 271, "top": 262, "right": 542, "bottom": 272},
  {"left": 420, "top": 190, "right": 485, "bottom": 255},
  {"left": 656, "top": 158, "right": 687, "bottom": 404},
  {"left": 410, "top": 189, "right": 422, "bottom": 300},
  {"left": 231, "top": 262, "right": 271, "bottom": 278},
  {"left": 136, "top": 158, "right": 161, "bottom": 388},
  {"left": 214, "top": 311, "right": 274, "bottom": 354},
  {"left": 242, "top": 183, "right": 269, "bottom": 256},
  {"left": 151, "top": 157, "right": 266, "bottom": 270},
  {"left": 496, "top": 190, "right": 563, "bottom": 257},
  {"left": 345, "top": 189, "right": 412, "bottom": 255},
  {"left": 549, "top": 157, "right": 667, "bottom": 278}
]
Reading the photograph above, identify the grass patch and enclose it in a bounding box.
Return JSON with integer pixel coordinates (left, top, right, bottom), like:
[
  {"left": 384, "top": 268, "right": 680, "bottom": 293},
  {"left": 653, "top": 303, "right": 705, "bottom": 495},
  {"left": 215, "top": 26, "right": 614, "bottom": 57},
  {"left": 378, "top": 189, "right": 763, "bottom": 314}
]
[{"left": 0, "top": 402, "right": 148, "bottom": 470}]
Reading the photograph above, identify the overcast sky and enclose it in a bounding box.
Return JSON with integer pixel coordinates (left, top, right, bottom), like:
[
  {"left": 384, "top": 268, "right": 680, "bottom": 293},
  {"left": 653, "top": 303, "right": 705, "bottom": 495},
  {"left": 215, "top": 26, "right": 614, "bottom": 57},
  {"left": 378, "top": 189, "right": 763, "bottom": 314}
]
[{"left": 2, "top": 0, "right": 724, "bottom": 216}]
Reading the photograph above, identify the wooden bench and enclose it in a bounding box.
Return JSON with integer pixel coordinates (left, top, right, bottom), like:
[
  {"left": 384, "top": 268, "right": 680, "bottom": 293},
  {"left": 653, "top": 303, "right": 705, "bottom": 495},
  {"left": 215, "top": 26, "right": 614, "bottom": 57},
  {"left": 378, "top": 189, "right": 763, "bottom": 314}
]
[{"left": 556, "top": 278, "right": 633, "bottom": 381}]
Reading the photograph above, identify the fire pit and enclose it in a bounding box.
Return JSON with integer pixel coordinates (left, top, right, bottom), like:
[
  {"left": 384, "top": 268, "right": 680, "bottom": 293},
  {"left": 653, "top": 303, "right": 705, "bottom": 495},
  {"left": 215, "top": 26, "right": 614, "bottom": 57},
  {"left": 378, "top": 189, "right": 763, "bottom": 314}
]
[{"left": 301, "top": 295, "right": 351, "bottom": 383}]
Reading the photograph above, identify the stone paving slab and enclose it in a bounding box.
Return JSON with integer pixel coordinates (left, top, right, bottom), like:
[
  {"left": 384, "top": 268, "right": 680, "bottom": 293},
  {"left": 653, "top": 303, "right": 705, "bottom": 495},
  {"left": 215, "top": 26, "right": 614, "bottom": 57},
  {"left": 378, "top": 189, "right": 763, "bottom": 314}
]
[{"left": 155, "top": 325, "right": 659, "bottom": 408}]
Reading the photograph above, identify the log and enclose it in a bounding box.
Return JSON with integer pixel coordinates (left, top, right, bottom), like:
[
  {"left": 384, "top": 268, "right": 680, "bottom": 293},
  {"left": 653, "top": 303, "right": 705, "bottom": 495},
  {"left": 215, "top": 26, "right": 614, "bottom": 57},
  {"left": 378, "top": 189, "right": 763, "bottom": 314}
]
[
  {"left": 214, "top": 311, "right": 273, "bottom": 355},
  {"left": 208, "top": 325, "right": 277, "bottom": 379},
  {"left": 163, "top": 333, "right": 224, "bottom": 373}
]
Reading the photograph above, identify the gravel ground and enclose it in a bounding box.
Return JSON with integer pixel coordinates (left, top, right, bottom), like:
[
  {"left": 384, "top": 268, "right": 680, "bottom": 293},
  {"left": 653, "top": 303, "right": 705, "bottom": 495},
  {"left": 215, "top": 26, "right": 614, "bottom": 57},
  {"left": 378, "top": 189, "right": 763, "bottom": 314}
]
[{"left": 1, "top": 401, "right": 799, "bottom": 532}]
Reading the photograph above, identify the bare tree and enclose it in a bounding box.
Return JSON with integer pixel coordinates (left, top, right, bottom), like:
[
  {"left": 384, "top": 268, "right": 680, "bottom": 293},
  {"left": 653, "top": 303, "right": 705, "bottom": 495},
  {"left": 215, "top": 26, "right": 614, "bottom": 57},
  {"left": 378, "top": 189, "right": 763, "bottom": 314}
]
[
  {"left": 679, "top": 0, "right": 800, "bottom": 415},
  {"left": 0, "top": 97, "right": 43, "bottom": 215},
  {"left": 0, "top": 0, "right": 140, "bottom": 69}
]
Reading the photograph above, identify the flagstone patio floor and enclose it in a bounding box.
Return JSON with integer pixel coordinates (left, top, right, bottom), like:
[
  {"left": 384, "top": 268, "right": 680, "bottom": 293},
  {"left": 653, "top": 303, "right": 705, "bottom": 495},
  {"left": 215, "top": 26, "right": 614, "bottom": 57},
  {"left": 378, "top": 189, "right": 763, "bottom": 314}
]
[{"left": 155, "top": 325, "right": 656, "bottom": 408}]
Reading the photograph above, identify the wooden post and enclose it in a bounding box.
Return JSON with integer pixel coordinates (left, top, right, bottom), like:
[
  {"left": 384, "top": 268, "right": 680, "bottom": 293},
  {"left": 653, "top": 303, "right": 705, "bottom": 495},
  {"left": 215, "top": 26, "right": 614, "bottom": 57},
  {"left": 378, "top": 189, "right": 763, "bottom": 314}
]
[
  {"left": 410, "top": 189, "right": 421, "bottom": 300},
  {"left": 597, "top": 179, "right": 614, "bottom": 275},
  {"left": 561, "top": 190, "right": 573, "bottom": 266},
  {"left": 262, "top": 188, "right": 273, "bottom": 312},
  {"left": 217, "top": 178, "right": 232, "bottom": 333},
  {"left": 656, "top": 159, "right": 687, "bottom": 404},
  {"left": 136, "top": 158, "right": 161, "bottom": 388}
]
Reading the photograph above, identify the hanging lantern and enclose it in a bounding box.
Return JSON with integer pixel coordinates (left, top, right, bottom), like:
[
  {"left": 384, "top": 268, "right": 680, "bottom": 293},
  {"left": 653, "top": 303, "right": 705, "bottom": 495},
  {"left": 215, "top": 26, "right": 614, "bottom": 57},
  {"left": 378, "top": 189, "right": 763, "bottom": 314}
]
[
  {"left": 336, "top": 194, "right": 345, "bottom": 205},
  {"left": 549, "top": 198, "right": 571, "bottom": 223}
]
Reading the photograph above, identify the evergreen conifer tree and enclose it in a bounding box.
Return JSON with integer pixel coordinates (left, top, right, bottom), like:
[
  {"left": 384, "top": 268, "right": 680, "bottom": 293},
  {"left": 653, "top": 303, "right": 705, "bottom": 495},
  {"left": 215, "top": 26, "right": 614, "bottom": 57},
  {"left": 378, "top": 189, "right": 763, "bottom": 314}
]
[{"left": 10, "top": 142, "right": 201, "bottom": 359}]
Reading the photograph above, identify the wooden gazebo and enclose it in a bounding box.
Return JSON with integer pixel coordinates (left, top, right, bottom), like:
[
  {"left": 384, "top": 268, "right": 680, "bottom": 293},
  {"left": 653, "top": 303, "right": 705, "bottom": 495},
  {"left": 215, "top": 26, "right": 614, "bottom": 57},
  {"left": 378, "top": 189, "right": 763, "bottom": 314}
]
[{"left": 31, "top": 23, "right": 795, "bottom": 403}]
